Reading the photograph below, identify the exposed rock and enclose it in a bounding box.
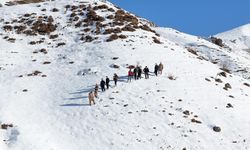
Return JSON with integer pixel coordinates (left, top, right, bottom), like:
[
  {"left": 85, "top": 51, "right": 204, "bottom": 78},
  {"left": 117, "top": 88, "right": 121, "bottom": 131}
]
[
  {"left": 110, "top": 64, "right": 120, "bottom": 69},
  {"left": 43, "top": 61, "right": 51, "bottom": 64},
  {"left": 1, "top": 124, "right": 13, "bottom": 130},
  {"left": 205, "top": 78, "right": 211, "bottom": 82},
  {"left": 183, "top": 110, "right": 190, "bottom": 116},
  {"left": 107, "top": 15, "right": 114, "bottom": 19},
  {"left": 187, "top": 47, "right": 198, "bottom": 55},
  {"left": 107, "top": 34, "right": 119, "bottom": 42},
  {"left": 22, "top": 89, "right": 28, "bottom": 92},
  {"left": 213, "top": 126, "right": 221, "bottom": 132},
  {"left": 119, "top": 34, "right": 127, "bottom": 39},
  {"left": 93, "top": 4, "right": 109, "bottom": 10},
  {"left": 112, "top": 57, "right": 119, "bottom": 60},
  {"left": 243, "top": 83, "right": 250, "bottom": 87},
  {"left": 168, "top": 75, "right": 176, "bottom": 80},
  {"left": 14, "top": 25, "right": 27, "bottom": 33},
  {"left": 39, "top": 48, "right": 48, "bottom": 54},
  {"left": 191, "top": 118, "right": 202, "bottom": 124},
  {"left": 140, "top": 24, "right": 155, "bottom": 33},
  {"left": 122, "top": 25, "right": 135, "bottom": 32},
  {"left": 80, "top": 35, "right": 94, "bottom": 42},
  {"left": 218, "top": 72, "right": 227, "bottom": 77},
  {"left": 223, "top": 83, "right": 232, "bottom": 90},
  {"left": 27, "top": 70, "right": 42, "bottom": 76},
  {"left": 49, "top": 34, "right": 59, "bottom": 39},
  {"left": 215, "top": 78, "right": 223, "bottom": 83},
  {"left": 57, "top": 42, "right": 66, "bottom": 47},
  {"left": 3, "top": 25, "right": 12, "bottom": 31},
  {"left": 7, "top": 38, "right": 16, "bottom": 43},
  {"left": 226, "top": 103, "right": 233, "bottom": 108},
  {"left": 51, "top": 8, "right": 59, "bottom": 12},
  {"left": 220, "top": 67, "right": 231, "bottom": 74},
  {"left": 210, "top": 37, "right": 224, "bottom": 47},
  {"left": 152, "top": 37, "right": 161, "bottom": 44}
]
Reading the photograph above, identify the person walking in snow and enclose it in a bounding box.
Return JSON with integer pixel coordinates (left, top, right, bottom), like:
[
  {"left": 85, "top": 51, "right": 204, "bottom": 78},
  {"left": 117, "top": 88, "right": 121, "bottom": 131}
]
[
  {"left": 137, "top": 66, "right": 142, "bottom": 79},
  {"left": 113, "top": 73, "right": 119, "bottom": 86},
  {"left": 100, "top": 79, "right": 106, "bottom": 92},
  {"left": 158, "top": 62, "right": 164, "bottom": 75},
  {"left": 154, "top": 63, "right": 159, "bottom": 76},
  {"left": 88, "top": 91, "right": 95, "bottom": 106},
  {"left": 106, "top": 76, "right": 110, "bottom": 89},
  {"left": 128, "top": 69, "right": 133, "bottom": 82},
  {"left": 133, "top": 67, "right": 138, "bottom": 80},
  {"left": 94, "top": 84, "right": 99, "bottom": 98},
  {"left": 143, "top": 66, "right": 149, "bottom": 79}
]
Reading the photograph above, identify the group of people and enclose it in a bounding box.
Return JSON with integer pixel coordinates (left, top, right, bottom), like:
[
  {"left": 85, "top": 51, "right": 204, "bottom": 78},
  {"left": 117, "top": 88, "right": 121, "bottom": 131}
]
[
  {"left": 88, "top": 63, "right": 164, "bottom": 106},
  {"left": 128, "top": 62, "right": 164, "bottom": 81},
  {"left": 88, "top": 73, "right": 119, "bottom": 106}
]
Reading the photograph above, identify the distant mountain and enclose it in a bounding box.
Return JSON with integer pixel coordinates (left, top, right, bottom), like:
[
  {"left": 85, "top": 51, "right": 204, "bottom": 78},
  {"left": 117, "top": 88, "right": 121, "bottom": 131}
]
[{"left": 215, "top": 23, "right": 250, "bottom": 52}]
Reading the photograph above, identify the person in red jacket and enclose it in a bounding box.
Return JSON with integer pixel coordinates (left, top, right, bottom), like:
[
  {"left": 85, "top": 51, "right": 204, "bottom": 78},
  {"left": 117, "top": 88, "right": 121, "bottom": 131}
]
[{"left": 128, "top": 69, "right": 133, "bottom": 82}]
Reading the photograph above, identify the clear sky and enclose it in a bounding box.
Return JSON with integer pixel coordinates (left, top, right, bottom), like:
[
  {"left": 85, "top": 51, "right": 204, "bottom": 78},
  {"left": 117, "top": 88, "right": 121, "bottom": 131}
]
[{"left": 109, "top": 0, "right": 250, "bottom": 36}]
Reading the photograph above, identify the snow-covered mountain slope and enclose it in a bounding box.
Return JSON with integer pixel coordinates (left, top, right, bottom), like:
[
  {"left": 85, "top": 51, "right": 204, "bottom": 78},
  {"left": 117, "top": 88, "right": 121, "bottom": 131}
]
[
  {"left": 1, "top": 0, "right": 250, "bottom": 150},
  {"left": 216, "top": 24, "right": 250, "bottom": 52},
  {"left": 157, "top": 27, "right": 250, "bottom": 80}
]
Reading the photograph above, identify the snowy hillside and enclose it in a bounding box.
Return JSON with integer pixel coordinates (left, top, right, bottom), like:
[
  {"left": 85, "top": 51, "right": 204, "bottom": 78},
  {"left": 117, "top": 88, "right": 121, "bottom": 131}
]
[
  {"left": 216, "top": 24, "right": 250, "bottom": 52},
  {"left": 1, "top": 0, "right": 250, "bottom": 150},
  {"left": 157, "top": 27, "right": 250, "bottom": 80}
]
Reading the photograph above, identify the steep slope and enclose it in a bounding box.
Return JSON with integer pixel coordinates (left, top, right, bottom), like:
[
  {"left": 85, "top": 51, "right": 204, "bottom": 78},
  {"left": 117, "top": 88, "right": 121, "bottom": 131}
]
[{"left": 1, "top": 0, "right": 250, "bottom": 150}]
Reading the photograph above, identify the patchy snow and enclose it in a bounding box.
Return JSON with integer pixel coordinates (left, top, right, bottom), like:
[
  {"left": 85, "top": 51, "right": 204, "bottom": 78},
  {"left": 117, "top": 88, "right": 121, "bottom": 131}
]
[{"left": 0, "top": 0, "right": 250, "bottom": 150}]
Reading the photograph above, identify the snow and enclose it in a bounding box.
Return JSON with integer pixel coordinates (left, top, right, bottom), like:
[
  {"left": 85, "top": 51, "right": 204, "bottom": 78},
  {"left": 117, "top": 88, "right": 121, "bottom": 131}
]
[
  {"left": 1, "top": 0, "right": 250, "bottom": 150},
  {"left": 216, "top": 23, "right": 250, "bottom": 52}
]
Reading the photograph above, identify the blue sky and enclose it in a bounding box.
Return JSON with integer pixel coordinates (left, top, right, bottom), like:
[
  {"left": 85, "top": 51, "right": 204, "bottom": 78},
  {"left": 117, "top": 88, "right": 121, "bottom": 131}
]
[{"left": 109, "top": 0, "right": 250, "bottom": 36}]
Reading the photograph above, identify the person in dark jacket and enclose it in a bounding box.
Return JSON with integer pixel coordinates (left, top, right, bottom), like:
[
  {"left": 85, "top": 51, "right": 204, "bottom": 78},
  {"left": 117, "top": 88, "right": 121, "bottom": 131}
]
[
  {"left": 94, "top": 84, "right": 99, "bottom": 98},
  {"left": 133, "top": 67, "right": 138, "bottom": 80},
  {"left": 113, "top": 73, "right": 118, "bottom": 86},
  {"left": 154, "top": 63, "right": 159, "bottom": 76},
  {"left": 106, "top": 76, "right": 110, "bottom": 89},
  {"left": 143, "top": 66, "right": 149, "bottom": 79},
  {"left": 100, "top": 79, "right": 106, "bottom": 92},
  {"left": 137, "top": 66, "right": 142, "bottom": 79}
]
